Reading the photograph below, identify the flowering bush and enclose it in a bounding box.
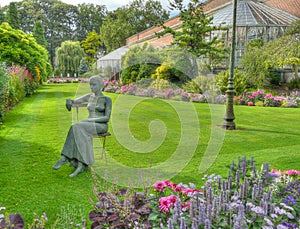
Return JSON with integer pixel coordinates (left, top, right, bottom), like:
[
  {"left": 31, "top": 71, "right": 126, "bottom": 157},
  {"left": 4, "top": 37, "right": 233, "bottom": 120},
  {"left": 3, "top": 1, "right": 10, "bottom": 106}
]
[{"left": 147, "top": 157, "right": 300, "bottom": 228}]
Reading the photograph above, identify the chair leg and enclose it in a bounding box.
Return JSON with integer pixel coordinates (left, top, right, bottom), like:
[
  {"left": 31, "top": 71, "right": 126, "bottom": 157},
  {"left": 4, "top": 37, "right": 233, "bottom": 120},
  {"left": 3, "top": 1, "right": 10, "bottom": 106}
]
[{"left": 101, "top": 136, "right": 107, "bottom": 163}]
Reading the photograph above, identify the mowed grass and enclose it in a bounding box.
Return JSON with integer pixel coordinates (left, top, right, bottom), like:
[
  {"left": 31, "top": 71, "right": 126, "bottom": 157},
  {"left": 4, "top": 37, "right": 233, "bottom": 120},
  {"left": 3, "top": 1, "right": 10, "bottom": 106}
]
[{"left": 0, "top": 83, "right": 300, "bottom": 227}]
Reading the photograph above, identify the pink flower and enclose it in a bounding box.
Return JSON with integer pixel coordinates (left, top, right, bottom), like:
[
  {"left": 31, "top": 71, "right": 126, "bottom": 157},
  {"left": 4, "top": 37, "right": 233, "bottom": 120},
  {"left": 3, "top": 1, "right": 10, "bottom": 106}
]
[
  {"left": 121, "top": 85, "right": 128, "bottom": 93},
  {"left": 153, "top": 181, "right": 166, "bottom": 192},
  {"left": 286, "top": 170, "right": 300, "bottom": 176},
  {"left": 248, "top": 101, "right": 254, "bottom": 106},
  {"left": 159, "top": 195, "right": 178, "bottom": 212},
  {"left": 181, "top": 201, "right": 191, "bottom": 211},
  {"left": 163, "top": 180, "right": 174, "bottom": 188},
  {"left": 172, "top": 184, "right": 183, "bottom": 193}
]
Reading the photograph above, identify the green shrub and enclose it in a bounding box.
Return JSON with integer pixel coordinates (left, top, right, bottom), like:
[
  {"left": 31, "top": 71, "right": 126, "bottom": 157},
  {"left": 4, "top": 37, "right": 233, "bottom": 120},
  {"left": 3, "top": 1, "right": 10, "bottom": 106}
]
[
  {"left": 215, "top": 69, "right": 247, "bottom": 95},
  {"left": 0, "top": 64, "right": 9, "bottom": 123},
  {"left": 288, "top": 77, "right": 300, "bottom": 90},
  {"left": 183, "top": 75, "right": 218, "bottom": 94},
  {"left": 149, "top": 78, "right": 171, "bottom": 91}
]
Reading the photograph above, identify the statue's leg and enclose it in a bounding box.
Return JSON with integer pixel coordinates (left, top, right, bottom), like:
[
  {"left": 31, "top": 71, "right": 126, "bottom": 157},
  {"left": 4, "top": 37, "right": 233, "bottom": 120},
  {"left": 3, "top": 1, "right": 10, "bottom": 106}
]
[
  {"left": 52, "top": 156, "right": 69, "bottom": 170},
  {"left": 69, "top": 161, "right": 87, "bottom": 177}
]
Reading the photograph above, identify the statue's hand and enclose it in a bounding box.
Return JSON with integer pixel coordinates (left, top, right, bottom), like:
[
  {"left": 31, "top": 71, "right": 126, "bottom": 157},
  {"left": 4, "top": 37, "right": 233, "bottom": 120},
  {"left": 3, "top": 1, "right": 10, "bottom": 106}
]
[{"left": 66, "top": 99, "right": 73, "bottom": 111}]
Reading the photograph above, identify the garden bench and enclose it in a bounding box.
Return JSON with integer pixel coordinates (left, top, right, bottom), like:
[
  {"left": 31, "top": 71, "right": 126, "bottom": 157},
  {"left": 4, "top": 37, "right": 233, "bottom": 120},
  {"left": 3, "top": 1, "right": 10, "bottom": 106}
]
[{"left": 72, "top": 103, "right": 111, "bottom": 162}]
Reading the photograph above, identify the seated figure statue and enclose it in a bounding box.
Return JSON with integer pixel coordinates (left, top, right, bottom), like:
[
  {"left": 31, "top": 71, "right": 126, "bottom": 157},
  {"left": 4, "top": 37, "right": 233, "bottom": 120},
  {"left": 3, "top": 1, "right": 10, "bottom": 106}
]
[{"left": 52, "top": 75, "right": 112, "bottom": 177}]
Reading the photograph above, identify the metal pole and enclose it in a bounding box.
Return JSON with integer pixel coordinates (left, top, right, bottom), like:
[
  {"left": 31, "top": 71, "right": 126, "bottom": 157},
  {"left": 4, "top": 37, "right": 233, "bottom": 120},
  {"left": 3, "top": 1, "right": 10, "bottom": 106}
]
[{"left": 222, "top": 0, "right": 237, "bottom": 130}]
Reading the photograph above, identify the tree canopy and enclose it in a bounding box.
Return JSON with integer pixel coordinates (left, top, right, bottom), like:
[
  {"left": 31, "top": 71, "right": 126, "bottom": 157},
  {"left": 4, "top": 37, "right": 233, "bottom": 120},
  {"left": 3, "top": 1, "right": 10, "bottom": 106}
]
[
  {"left": 158, "top": 0, "right": 228, "bottom": 61},
  {"left": 0, "top": 22, "right": 52, "bottom": 80},
  {"left": 55, "top": 40, "right": 85, "bottom": 77},
  {"left": 101, "top": 0, "right": 169, "bottom": 53}
]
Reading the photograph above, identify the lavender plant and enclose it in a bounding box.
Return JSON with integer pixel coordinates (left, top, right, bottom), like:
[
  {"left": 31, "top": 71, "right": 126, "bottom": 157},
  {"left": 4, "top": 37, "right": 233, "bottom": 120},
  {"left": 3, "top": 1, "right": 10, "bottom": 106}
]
[{"left": 150, "top": 157, "right": 300, "bottom": 228}]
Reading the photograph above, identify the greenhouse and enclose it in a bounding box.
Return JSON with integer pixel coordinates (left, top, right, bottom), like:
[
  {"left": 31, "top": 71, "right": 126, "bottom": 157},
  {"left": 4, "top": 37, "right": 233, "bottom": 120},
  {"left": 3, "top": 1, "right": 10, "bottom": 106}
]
[{"left": 209, "top": 0, "right": 299, "bottom": 64}]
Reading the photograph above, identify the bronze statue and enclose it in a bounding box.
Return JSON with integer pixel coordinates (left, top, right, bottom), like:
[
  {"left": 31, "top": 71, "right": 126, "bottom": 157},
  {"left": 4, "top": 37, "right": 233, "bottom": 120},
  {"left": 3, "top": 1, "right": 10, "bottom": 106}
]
[{"left": 52, "top": 75, "right": 112, "bottom": 177}]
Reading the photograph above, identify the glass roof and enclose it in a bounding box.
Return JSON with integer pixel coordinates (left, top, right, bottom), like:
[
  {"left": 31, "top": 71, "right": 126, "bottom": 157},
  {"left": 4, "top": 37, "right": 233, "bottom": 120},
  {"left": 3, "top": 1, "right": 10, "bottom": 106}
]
[{"left": 212, "top": 0, "right": 298, "bottom": 26}]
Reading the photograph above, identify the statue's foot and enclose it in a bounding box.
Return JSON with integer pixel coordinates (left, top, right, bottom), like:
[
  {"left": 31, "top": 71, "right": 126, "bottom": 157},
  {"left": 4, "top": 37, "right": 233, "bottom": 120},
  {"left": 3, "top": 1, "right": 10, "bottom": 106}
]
[
  {"left": 52, "top": 156, "right": 68, "bottom": 170},
  {"left": 69, "top": 159, "right": 78, "bottom": 168},
  {"left": 69, "top": 162, "right": 87, "bottom": 178}
]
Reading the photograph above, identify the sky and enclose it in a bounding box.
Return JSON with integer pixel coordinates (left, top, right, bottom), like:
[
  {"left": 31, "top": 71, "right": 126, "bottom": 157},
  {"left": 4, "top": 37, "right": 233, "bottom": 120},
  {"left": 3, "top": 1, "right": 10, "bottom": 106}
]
[{"left": 0, "top": 0, "right": 177, "bottom": 13}]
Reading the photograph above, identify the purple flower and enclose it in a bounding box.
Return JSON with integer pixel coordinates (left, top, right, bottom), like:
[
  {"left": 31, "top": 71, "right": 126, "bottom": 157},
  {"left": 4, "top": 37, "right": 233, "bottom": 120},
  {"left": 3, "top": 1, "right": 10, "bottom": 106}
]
[
  {"left": 283, "top": 196, "right": 296, "bottom": 205},
  {"left": 281, "top": 222, "right": 298, "bottom": 228}
]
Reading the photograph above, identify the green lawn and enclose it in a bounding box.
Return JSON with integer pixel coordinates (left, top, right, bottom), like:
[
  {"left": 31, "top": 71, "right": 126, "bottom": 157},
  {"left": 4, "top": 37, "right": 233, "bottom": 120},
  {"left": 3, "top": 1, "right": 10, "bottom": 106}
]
[{"left": 1, "top": 83, "right": 300, "bottom": 227}]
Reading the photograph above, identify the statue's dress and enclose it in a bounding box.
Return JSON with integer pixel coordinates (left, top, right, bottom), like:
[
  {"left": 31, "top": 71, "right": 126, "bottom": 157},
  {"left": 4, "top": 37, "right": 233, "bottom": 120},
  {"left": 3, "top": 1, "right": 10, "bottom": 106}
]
[{"left": 60, "top": 94, "right": 108, "bottom": 166}]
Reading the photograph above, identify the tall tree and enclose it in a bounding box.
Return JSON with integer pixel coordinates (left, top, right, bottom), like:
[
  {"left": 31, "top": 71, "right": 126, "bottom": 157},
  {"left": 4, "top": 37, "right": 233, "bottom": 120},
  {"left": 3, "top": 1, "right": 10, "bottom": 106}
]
[
  {"left": 55, "top": 40, "right": 85, "bottom": 77},
  {"left": 0, "top": 7, "right": 6, "bottom": 23},
  {"left": 6, "top": 2, "right": 20, "bottom": 29},
  {"left": 100, "top": 8, "right": 132, "bottom": 53},
  {"left": 33, "top": 21, "right": 48, "bottom": 48},
  {"left": 101, "top": 0, "right": 169, "bottom": 53},
  {"left": 75, "top": 3, "right": 107, "bottom": 41},
  {"left": 81, "top": 31, "right": 104, "bottom": 67},
  {"left": 78, "top": 58, "right": 89, "bottom": 76},
  {"left": 157, "top": 0, "right": 228, "bottom": 73}
]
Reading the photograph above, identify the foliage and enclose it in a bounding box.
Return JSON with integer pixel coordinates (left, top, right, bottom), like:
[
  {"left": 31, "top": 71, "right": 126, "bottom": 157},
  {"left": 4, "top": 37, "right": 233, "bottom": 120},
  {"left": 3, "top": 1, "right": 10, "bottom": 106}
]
[
  {"left": 149, "top": 157, "right": 300, "bottom": 228},
  {"left": 89, "top": 170, "right": 152, "bottom": 228},
  {"left": 0, "top": 63, "right": 9, "bottom": 123},
  {"left": 157, "top": 0, "right": 228, "bottom": 64},
  {"left": 240, "top": 33, "right": 300, "bottom": 86},
  {"left": 100, "top": 0, "right": 169, "bottom": 52},
  {"left": 183, "top": 75, "right": 218, "bottom": 94},
  {"left": 80, "top": 31, "right": 104, "bottom": 67},
  {"left": 285, "top": 19, "right": 300, "bottom": 36},
  {"left": 6, "top": 2, "right": 20, "bottom": 30},
  {"left": 215, "top": 69, "right": 248, "bottom": 95},
  {"left": 121, "top": 44, "right": 161, "bottom": 84},
  {"left": 55, "top": 40, "right": 85, "bottom": 77},
  {"left": 78, "top": 59, "right": 90, "bottom": 76},
  {"left": 288, "top": 78, "right": 300, "bottom": 90},
  {"left": 239, "top": 89, "right": 286, "bottom": 107},
  {"left": 0, "top": 22, "right": 52, "bottom": 81},
  {"left": 4, "top": 0, "right": 107, "bottom": 68},
  {"left": 33, "top": 21, "right": 48, "bottom": 48}
]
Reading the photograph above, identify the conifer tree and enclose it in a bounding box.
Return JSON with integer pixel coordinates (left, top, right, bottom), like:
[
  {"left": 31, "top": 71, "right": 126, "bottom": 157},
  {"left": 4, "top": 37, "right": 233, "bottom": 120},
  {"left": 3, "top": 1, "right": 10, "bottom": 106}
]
[
  {"left": 33, "top": 21, "right": 48, "bottom": 48},
  {"left": 6, "top": 2, "right": 20, "bottom": 30},
  {"left": 78, "top": 58, "right": 90, "bottom": 76}
]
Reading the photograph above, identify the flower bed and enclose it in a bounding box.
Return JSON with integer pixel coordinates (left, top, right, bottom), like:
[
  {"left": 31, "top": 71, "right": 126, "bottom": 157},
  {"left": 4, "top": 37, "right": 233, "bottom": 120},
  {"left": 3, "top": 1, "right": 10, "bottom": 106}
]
[
  {"left": 103, "top": 80, "right": 300, "bottom": 108},
  {"left": 1, "top": 157, "right": 299, "bottom": 228}
]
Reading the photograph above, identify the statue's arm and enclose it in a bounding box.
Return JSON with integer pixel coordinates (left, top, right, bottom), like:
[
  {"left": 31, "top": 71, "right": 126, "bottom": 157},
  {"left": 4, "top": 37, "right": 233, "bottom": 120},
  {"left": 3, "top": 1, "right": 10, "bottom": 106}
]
[{"left": 72, "top": 94, "right": 91, "bottom": 104}]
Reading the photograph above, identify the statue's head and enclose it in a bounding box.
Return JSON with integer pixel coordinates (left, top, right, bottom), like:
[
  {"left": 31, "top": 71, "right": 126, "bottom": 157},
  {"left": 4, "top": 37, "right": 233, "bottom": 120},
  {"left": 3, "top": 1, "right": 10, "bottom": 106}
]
[{"left": 89, "top": 75, "right": 104, "bottom": 91}]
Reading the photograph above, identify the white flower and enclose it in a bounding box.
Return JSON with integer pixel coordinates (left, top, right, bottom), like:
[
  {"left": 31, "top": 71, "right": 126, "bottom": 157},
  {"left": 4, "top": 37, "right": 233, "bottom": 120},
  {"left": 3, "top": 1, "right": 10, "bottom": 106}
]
[
  {"left": 280, "top": 203, "right": 294, "bottom": 211},
  {"left": 0, "top": 207, "right": 5, "bottom": 211},
  {"left": 264, "top": 217, "right": 274, "bottom": 227},
  {"left": 0, "top": 213, "right": 4, "bottom": 219},
  {"left": 286, "top": 212, "right": 294, "bottom": 219}
]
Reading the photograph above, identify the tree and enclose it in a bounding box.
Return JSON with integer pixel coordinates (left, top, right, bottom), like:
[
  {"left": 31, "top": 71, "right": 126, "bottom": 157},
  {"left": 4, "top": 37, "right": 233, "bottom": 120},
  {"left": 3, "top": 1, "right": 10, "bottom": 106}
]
[
  {"left": 75, "top": 3, "right": 107, "bottom": 41},
  {"left": 101, "top": 0, "right": 169, "bottom": 53},
  {"left": 100, "top": 9, "right": 132, "bottom": 53},
  {"left": 81, "top": 31, "right": 104, "bottom": 67},
  {"left": 78, "top": 58, "right": 89, "bottom": 76},
  {"left": 4, "top": 0, "right": 106, "bottom": 69},
  {"left": 0, "top": 7, "right": 6, "bottom": 23},
  {"left": 6, "top": 2, "right": 20, "bottom": 29},
  {"left": 0, "top": 22, "right": 52, "bottom": 81},
  {"left": 33, "top": 21, "right": 48, "bottom": 48},
  {"left": 157, "top": 0, "right": 228, "bottom": 74},
  {"left": 55, "top": 40, "right": 85, "bottom": 77}
]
